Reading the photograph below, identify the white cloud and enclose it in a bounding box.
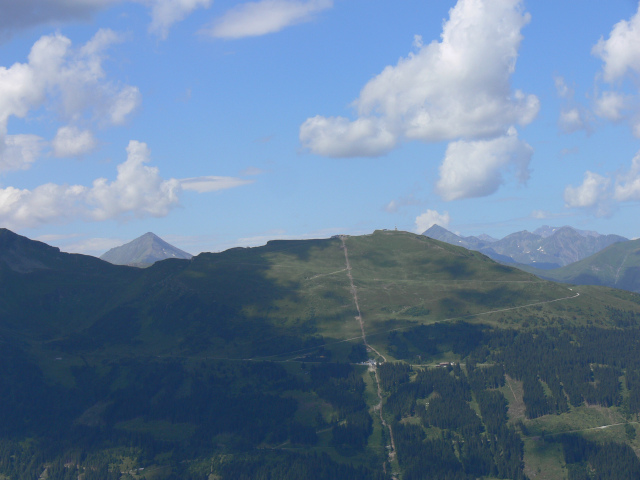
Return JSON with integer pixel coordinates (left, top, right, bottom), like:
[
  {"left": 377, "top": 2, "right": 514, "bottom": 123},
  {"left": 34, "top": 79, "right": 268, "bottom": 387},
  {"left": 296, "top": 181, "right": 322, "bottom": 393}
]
[
  {"left": 531, "top": 210, "right": 550, "bottom": 219},
  {"left": 384, "top": 195, "right": 420, "bottom": 213},
  {"left": 0, "top": 134, "right": 46, "bottom": 171},
  {"left": 415, "top": 209, "right": 450, "bottom": 233},
  {"left": 593, "top": 91, "right": 628, "bottom": 122},
  {"left": 204, "top": 0, "right": 332, "bottom": 39},
  {"left": 299, "top": 116, "right": 397, "bottom": 158},
  {"left": 591, "top": 5, "right": 640, "bottom": 137},
  {"left": 436, "top": 129, "right": 533, "bottom": 201},
  {"left": 146, "top": 0, "right": 213, "bottom": 38},
  {"left": 300, "top": 0, "right": 538, "bottom": 157},
  {"left": 0, "top": 140, "right": 250, "bottom": 229},
  {"left": 87, "top": 140, "right": 180, "bottom": 221},
  {"left": 180, "top": 176, "right": 253, "bottom": 192},
  {"left": 555, "top": 76, "right": 590, "bottom": 133},
  {"left": 107, "top": 85, "right": 142, "bottom": 125},
  {"left": 614, "top": 151, "right": 640, "bottom": 201},
  {"left": 0, "top": 183, "right": 87, "bottom": 228},
  {"left": 554, "top": 76, "right": 572, "bottom": 99},
  {"left": 593, "top": 4, "right": 640, "bottom": 83},
  {"left": 564, "top": 149, "right": 640, "bottom": 216},
  {"left": 52, "top": 126, "right": 97, "bottom": 157},
  {"left": 559, "top": 108, "right": 588, "bottom": 133},
  {"left": 385, "top": 200, "right": 399, "bottom": 213},
  {"left": 564, "top": 171, "right": 611, "bottom": 210},
  {"left": 0, "top": 30, "right": 140, "bottom": 171}
]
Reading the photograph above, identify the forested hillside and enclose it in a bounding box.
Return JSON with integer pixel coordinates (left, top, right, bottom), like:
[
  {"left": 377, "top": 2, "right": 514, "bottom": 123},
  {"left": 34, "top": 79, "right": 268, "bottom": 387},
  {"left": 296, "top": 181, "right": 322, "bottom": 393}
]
[{"left": 1, "top": 229, "right": 640, "bottom": 479}]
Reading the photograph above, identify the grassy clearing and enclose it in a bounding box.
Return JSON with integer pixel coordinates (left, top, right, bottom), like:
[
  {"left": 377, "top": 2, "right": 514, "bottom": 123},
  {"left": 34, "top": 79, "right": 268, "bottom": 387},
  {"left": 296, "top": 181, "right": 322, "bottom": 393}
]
[
  {"left": 523, "top": 437, "right": 567, "bottom": 480},
  {"left": 284, "top": 390, "right": 332, "bottom": 426},
  {"left": 502, "top": 375, "right": 525, "bottom": 422},
  {"left": 525, "top": 404, "right": 626, "bottom": 437}
]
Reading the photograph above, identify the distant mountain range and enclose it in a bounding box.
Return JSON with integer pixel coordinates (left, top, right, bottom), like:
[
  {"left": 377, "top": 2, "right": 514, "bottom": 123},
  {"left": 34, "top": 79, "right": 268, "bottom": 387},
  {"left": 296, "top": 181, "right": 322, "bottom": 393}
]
[
  {"left": 423, "top": 224, "right": 628, "bottom": 270},
  {"left": 522, "top": 238, "right": 640, "bottom": 293},
  {"left": 100, "top": 232, "right": 192, "bottom": 267}
]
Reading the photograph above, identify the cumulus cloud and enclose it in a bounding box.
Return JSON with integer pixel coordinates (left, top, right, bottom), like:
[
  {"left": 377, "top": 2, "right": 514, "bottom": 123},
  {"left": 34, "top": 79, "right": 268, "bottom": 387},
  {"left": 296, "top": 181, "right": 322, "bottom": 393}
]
[
  {"left": 107, "top": 85, "right": 142, "bottom": 125},
  {"left": 0, "top": 140, "right": 251, "bottom": 229},
  {"left": 0, "top": 30, "right": 140, "bottom": 171},
  {"left": 52, "top": 126, "right": 98, "bottom": 157},
  {"left": 0, "top": 183, "right": 87, "bottom": 228},
  {"left": 415, "top": 209, "right": 450, "bottom": 234},
  {"left": 300, "top": 0, "right": 538, "bottom": 157},
  {"left": 591, "top": 4, "right": 640, "bottom": 137},
  {"left": 300, "top": 116, "right": 397, "bottom": 158},
  {"left": 559, "top": 108, "right": 588, "bottom": 133},
  {"left": 564, "top": 149, "right": 640, "bottom": 216},
  {"left": 563, "top": 171, "right": 612, "bottom": 217},
  {"left": 146, "top": 0, "right": 213, "bottom": 38},
  {"left": 86, "top": 141, "right": 180, "bottom": 220},
  {"left": 614, "top": 151, "right": 640, "bottom": 201},
  {"left": 204, "top": 0, "right": 332, "bottom": 39},
  {"left": 555, "top": 76, "right": 590, "bottom": 133},
  {"left": 593, "top": 91, "right": 628, "bottom": 122},
  {"left": 0, "top": 135, "right": 46, "bottom": 171},
  {"left": 593, "top": 5, "right": 640, "bottom": 83},
  {"left": 436, "top": 129, "right": 533, "bottom": 201},
  {"left": 0, "top": 0, "right": 210, "bottom": 40}
]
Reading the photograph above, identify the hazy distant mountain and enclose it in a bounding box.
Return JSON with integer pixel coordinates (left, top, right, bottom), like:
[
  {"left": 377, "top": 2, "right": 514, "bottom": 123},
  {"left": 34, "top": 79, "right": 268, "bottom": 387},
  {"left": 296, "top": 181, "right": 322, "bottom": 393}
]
[
  {"left": 477, "top": 233, "right": 497, "bottom": 243},
  {"left": 422, "top": 224, "right": 487, "bottom": 250},
  {"left": 528, "top": 238, "right": 640, "bottom": 293},
  {"left": 100, "top": 232, "right": 192, "bottom": 267},
  {"left": 533, "top": 225, "right": 601, "bottom": 239},
  {"left": 422, "top": 225, "right": 627, "bottom": 269}
]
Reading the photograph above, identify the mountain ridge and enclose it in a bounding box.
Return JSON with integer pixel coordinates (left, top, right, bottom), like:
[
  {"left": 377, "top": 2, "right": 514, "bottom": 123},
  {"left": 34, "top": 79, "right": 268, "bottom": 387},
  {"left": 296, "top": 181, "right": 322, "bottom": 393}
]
[
  {"left": 422, "top": 224, "right": 628, "bottom": 269},
  {"left": 100, "top": 231, "right": 192, "bottom": 267},
  {"left": 2, "top": 228, "right": 640, "bottom": 478},
  {"left": 523, "top": 238, "right": 640, "bottom": 293}
]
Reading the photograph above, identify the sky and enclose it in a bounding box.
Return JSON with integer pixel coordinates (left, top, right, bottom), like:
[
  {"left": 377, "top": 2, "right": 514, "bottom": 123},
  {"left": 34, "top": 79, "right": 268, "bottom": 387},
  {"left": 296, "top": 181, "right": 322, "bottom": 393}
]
[{"left": 1, "top": 0, "right": 640, "bottom": 256}]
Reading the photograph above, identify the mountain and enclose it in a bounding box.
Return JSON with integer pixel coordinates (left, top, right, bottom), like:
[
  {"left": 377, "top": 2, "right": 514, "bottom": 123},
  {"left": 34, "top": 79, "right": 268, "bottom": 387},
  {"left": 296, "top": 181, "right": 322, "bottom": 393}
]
[
  {"left": 423, "top": 224, "right": 627, "bottom": 269},
  {"left": 533, "top": 225, "right": 601, "bottom": 238},
  {"left": 100, "top": 231, "right": 192, "bottom": 266},
  {"left": 528, "top": 238, "right": 640, "bottom": 293},
  {"left": 422, "top": 224, "right": 488, "bottom": 249},
  {"left": 476, "top": 233, "right": 497, "bottom": 243},
  {"left": 3, "top": 228, "right": 640, "bottom": 479},
  {"left": 0, "top": 227, "right": 109, "bottom": 273}
]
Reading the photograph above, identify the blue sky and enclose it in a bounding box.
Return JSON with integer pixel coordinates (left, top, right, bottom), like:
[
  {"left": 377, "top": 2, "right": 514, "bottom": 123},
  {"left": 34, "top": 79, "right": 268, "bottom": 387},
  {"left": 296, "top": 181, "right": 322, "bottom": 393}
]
[{"left": 1, "top": 0, "right": 640, "bottom": 255}]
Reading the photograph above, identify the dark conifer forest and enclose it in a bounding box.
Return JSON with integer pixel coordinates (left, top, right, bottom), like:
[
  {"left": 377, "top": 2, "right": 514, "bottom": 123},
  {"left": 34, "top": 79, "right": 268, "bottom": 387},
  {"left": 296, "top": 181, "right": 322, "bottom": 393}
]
[{"left": 2, "top": 229, "right": 640, "bottom": 478}]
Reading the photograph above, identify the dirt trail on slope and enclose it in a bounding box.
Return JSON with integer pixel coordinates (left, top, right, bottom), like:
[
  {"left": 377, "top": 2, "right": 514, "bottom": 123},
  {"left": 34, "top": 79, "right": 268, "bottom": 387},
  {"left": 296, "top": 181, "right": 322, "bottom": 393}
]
[
  {"left": 615, "top": 252, "right": 630, "bottom": 285},
  {"left": 340, "top": 236, "right": 397, "bottom": 475}
]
